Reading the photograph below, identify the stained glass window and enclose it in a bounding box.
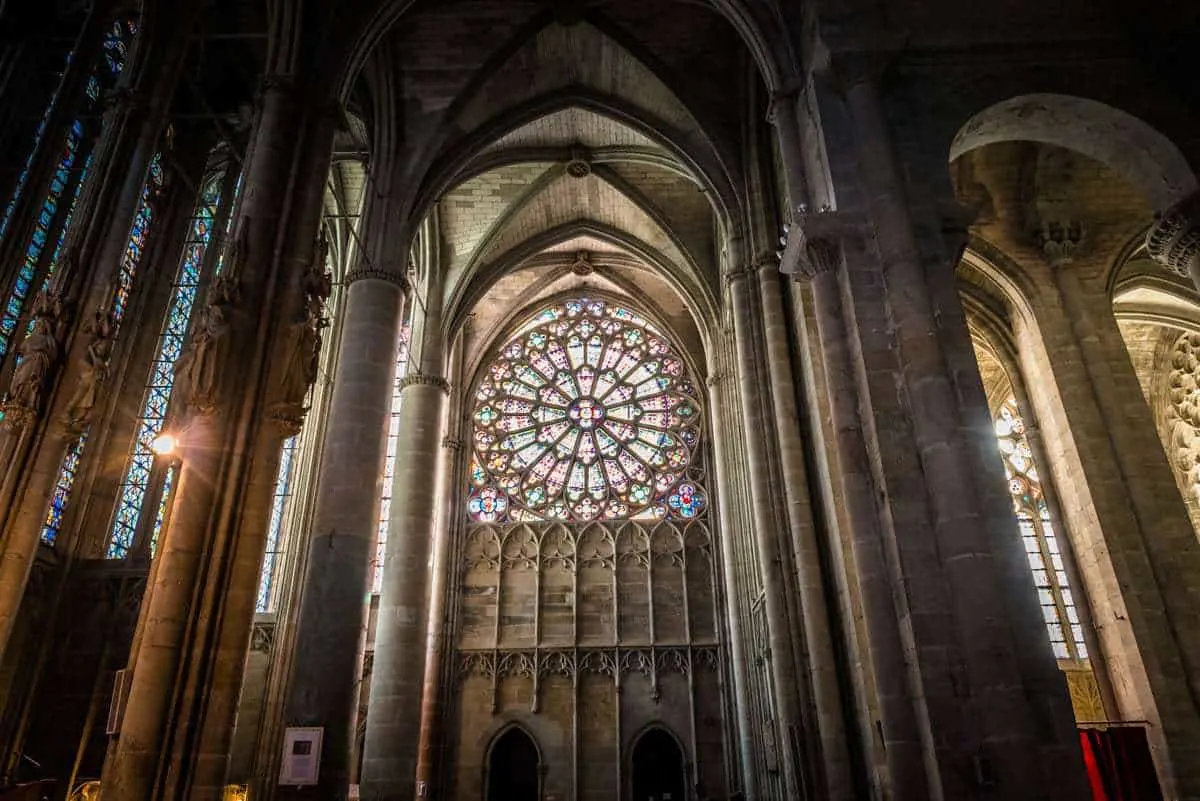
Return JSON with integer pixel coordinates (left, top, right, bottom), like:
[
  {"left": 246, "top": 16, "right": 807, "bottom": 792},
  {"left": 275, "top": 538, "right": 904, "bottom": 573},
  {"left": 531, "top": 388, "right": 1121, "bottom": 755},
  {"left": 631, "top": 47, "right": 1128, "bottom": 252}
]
[
  {"left": 0, "top": 53, "right": 71, "bottom": 241},
  {"left": 0, "top": 121, "right": 82, "bottom": 359},
  {"left": 112, "top": 153, "right": 164, "bottom": 320},
  {"left": 374, "top": 322, "right": 413, "bottom": 592},
  {"left": 108, "top": 173, "right": 223, "bottom": 558},
  {"left": 41, "top": 434, "right": 87, "bottom": 545},
  {"left": 257, "top": 436, "right": 298, "bottom": 612},
  {"left": 468, "top": 297, "right": 705, "bottom": 523},
  {"left": 994, "top": 397, "right": 1088, "bottom": 661}
]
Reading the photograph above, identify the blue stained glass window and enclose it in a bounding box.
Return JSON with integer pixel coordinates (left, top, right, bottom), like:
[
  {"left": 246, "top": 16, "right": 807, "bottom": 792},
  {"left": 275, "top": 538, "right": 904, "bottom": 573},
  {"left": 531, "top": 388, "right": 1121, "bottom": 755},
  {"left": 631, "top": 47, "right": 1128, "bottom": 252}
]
[
  {"left": 112, "top": 154, "right": 164, "bottom": 321},
  {"left": 0, "top": 120, "right": 82, "bottom": 360},
  {"left": 108, "top": 174, "right": 223, "bottom": 559},
  {"left": 374, "top": 323, "right": 413, "bottom": 593},
  {"left": 41, "top": 433, "right": 87, "bottom": 545},
  {"left": 257, "top": 436, "right": 299, "bottom": 612}
]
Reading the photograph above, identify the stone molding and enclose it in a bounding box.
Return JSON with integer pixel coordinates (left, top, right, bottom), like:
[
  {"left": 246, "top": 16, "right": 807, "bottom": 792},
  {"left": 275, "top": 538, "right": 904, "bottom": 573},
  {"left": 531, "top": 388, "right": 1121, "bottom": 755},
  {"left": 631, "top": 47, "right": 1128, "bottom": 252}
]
[
  {"left": 1147, "top": 192, "right": 1200, "bottom": 280},
  {"left": 400, "top": 373, "right": 450, "bottom": 394},
  {"left": 457, "top": 645, "right": 721, "bottom": 710},
  {"left": 779, "top": 209, "right": 865, "bottom": 280},
  {"left": 344, "top": 268, "right": 407, "bottom": 289}
]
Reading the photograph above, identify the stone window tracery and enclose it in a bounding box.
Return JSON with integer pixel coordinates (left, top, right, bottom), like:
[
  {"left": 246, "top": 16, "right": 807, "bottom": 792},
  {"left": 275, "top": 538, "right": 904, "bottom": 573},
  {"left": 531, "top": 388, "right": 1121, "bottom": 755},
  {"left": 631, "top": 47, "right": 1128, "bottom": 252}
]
[
  {"left": 467, "top": 297, "right": 705, "bottom": 524},
  {"left": 994, "top": 397, "right": 1088, "bottom": 661}
]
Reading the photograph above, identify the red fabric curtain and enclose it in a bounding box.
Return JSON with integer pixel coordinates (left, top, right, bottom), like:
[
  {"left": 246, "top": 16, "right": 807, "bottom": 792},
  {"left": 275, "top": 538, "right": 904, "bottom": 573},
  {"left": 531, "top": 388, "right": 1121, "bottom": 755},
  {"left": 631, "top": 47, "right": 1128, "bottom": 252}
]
[{"left": 1078, "top": 727, "right": 1163, "bottom": 801}]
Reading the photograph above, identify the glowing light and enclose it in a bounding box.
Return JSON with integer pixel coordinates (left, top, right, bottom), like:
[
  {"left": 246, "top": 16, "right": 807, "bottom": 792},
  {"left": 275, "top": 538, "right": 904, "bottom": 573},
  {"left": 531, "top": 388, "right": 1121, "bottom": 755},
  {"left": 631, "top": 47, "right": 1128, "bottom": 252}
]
[{"left": 151, "top": 433, "right": 178, "bottom": 456}]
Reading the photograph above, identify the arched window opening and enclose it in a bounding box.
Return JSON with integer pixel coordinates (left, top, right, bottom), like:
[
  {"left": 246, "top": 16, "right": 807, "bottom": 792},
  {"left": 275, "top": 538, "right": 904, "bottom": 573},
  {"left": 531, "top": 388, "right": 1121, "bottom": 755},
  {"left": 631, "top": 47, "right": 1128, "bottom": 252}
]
[
  {"left": 256, "top": 435, "right": 299, "bottom": 612},
  {"left": 374, "top": 310, "right": 413, "bottom": 593},
  {"left": 631, "top": 728, "right": 686, "bottom": 801},
  {"left": 486, "top": 727, "right": 540, "bottom": 801},
  {"left": 994, "top": 397, "right": 1088, "bottom": 661},
  {"left": 108, "top": 165, "right": 233, "bottom": 558},
  {"left": 0, "top": 15, "right": 138, "bottom": 361},
  {"left": 40, "top": 152, "right": 166, "bottom": 546},
  {"left": 468, "top": 297, "right": 705, "bottom": 523}
]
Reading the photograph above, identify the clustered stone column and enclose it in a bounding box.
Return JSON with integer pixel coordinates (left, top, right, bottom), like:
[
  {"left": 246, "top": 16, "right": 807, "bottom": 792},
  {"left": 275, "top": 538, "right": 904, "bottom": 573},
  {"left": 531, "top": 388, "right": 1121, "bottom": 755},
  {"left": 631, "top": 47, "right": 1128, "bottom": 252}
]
[
  {"left": 280, "top": 268, "right": 407, "bottom": 799},
  {"left": 101, "top": 73, "right": 336, "bottom": 801},
  {"left": 754, "top": 257, "right": 854, "bottom": 801},
  {"left": 360, "top": 281, "right": 449, "bottom": 801},
  {"left": 0, "top": 0, "right": 202, "bottom": 662},
  {"left": 725, "top": 260, "right": 807, "bottom": 799}
]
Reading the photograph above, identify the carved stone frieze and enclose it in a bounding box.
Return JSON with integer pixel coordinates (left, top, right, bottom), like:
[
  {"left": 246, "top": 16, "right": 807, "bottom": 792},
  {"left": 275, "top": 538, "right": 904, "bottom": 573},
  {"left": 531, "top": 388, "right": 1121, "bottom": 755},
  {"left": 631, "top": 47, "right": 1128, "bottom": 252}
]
[
  {"left": 399, "top": 373, "right": 450, "bottom": 394},
  {"left": 345, "top": 267, "right": 407, "bottom": 289},
  {"left": 1146, "top": 191, "right": 1200, "bottom": 281}
]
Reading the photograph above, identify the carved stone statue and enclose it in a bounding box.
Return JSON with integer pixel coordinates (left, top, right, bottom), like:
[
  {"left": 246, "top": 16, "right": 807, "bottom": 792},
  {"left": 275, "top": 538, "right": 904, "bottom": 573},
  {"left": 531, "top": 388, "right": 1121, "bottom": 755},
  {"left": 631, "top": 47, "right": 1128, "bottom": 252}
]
[
  {"left": 269, "top": 235, "right": 332, "bottom": 434},
  {"left": 174, "top": 272, "right": 238, "bottom": 413},
  {"left": 64, "top": 306, "right": 116, "bottom": 431},
  {"left": 3, "top": 291, "right": 66, "bottom": 430}
]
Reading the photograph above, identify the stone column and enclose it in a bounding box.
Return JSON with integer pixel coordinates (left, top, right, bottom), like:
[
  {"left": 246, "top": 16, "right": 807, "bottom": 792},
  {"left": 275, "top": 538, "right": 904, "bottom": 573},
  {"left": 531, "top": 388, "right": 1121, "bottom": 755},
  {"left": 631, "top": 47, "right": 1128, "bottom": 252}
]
[
  {"left": 100, "top": 74, "right": 330, "bottom": 801},
  {"left": 413, "top": 333, "right": 465, "bottom": 796},
  {"left": 726, "top": 262, "right": 805, "bottom": 798},
  {"left": 838, "top": 67, "right": 1089, "bottom": 798},
  {"left": 755, "top": 259, "right": 854, "bottom": 801},
  {"left": 796, "top": 232, "right": 931, "bottom": 800},
  {"left": 360, "top": 283, "right": 448, "bottom": 801},
  {"left": 279, "top": 270, "right": 407, "bottom": 799},
  {"left": 0, "top": 0, "right": 200, "bottom": 660},
  {"left": 705, "top": 366, "right": 759, "bottom": 801}
]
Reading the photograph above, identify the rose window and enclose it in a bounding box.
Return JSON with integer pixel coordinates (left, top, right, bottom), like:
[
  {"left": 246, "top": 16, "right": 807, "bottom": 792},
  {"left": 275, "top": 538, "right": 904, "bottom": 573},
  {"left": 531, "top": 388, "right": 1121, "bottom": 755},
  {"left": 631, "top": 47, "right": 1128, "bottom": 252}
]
[{"left": 467, "top": 298, "right": 706, "bottom": 523}]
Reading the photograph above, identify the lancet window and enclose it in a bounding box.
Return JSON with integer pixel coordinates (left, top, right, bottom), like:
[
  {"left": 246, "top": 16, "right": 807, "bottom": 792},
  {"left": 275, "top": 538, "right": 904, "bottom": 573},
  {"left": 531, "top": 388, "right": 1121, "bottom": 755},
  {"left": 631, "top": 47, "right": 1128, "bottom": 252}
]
[
  {"left": 108, "top": 168, "right": 228, "bottom": 558},
  {"left": 39, "top": 153, "right": 165, "bottom": 546},
  {"left": 994, "top": 397, "right": 1088, "bottom": 661},
  {"left": 374, "top": 316, "right": 413, "bottom": 592},
  {"left": 257, "top": 435, "right": 299, "bottom": 612},
  {"left": 0, "top": 17, "right": 137, "bottom": 361}
]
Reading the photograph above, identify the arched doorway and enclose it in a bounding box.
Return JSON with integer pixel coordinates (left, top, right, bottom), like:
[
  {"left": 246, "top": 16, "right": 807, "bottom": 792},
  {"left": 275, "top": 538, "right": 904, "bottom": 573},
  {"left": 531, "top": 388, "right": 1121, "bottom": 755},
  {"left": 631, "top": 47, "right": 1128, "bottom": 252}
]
[
  {"left": 631, "top": 728, "right": 686, "bottom": 801},
  {"left": 486, "top": 727, "right": 540, "bottom": 801}
]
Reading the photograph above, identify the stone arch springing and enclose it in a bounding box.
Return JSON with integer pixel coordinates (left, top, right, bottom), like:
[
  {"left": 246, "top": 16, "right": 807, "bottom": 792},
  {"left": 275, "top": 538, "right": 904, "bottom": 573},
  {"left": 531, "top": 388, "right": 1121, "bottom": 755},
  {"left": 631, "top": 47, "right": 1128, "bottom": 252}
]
[{"left": 950, "top": 93, "right": 1198, "bottom": 213}]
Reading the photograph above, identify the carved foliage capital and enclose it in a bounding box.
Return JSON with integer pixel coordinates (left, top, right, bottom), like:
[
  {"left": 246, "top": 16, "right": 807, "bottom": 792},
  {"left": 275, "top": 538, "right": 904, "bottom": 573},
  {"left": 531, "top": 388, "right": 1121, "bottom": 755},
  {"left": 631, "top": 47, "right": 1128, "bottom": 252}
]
[
  {"left": 781, "top": 209, "right": 865, "bottom": 280},
  {"left": 1147, "top": 192, "right": 1200, "bottom": 280},
  {"left": 400, "top": 373, "right": 450, "bottom": 395},
  {"left": 345, "top": 268, "right": 408, "bottom": 289}
]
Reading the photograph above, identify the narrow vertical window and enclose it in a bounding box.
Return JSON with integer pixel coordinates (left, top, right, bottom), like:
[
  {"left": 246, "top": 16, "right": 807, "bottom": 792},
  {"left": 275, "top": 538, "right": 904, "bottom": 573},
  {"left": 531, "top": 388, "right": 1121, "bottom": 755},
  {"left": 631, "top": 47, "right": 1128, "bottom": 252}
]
[
  {"left": 39, "top": 154, "right": 164, "bottom": 546},
  {"left": 994, "top": 397, "right": 1088, "bottom": 660},
  {"left": 0, "top": 16, "right": 137, "bottom": 358},
  {"left": 374, "top": 321, "right": 412, "bottom": 593},
  {"left": 257, "top": 436, "right": 299, "bottom": 612},
  {"left": 108, "top": 173, "right": 223, "bottom": 558}
]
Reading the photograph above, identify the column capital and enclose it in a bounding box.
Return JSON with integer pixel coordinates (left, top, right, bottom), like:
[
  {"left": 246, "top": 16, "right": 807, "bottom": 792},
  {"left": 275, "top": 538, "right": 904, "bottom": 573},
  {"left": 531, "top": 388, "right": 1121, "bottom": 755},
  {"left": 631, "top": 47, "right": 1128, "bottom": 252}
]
[
  {"left": 400, "top": 373, "right": 450, "bottom": 395},
  {"left": 780, "top": 209, "right": 866, "bottom": 280},
  {"left": 1146, "top": 192, "right": 1200, "bottom": 281},
  {"left": 442, "top": 437, "right": 463, "bottom": 451},
  {"left": 705, "top": 372, "right": 727, "bottom": 389},
  {"left": 345, "top": 267, "right": 408, "bottom": 289},
  {"left": 723, "top": 264, "right": 754, "bottom": 285}
]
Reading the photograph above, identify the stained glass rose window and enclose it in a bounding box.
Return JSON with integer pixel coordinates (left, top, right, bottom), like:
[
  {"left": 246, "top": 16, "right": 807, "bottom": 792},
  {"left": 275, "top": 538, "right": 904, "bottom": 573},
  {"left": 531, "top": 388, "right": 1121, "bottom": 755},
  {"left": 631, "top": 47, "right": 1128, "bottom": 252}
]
[{"left": 468, "top": 298, "right": 705, "bottom": 523}]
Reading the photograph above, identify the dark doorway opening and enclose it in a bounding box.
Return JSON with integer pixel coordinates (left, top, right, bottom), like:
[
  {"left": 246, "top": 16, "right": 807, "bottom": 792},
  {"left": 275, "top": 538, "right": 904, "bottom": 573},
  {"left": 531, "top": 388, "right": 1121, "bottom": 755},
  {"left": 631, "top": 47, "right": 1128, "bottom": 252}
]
[
  {"left": 487, "top": 727, "right": 540, "bottom": 801},
  {"left": 632, "top": 728, "right": 686, "bottom": 801}
]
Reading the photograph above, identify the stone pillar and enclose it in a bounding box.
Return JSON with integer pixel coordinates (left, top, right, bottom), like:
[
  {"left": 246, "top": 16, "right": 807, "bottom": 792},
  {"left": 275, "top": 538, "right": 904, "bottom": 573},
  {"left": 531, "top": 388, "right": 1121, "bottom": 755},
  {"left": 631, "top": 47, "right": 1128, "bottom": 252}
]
[
  {"left": 726, "top": 262, "right": 805, "bottom": 798},
  {"left": 705, "top": 366, "right": 759, "bottom": 801},
  {"left": 0, "top": 0, "right": 200, "bottom": 660},
  {"left": 838, "top": 66, "right": 1089, "bottom": 798},
  {"left": 360, "top": 284, "right": 448, "bottom": 801},
  {"left": 413, "top": 334, "right": 465, "bottom": 796},
  {"left": 100, "top": 74, "right": 333, "bottom": 801},
  {"left": 796, "top": 232, "right": 930, "bottom": 801},
  {"left": 755, "top": 259, "right": 854, "bottom": 801},
  {"left": 1146, "top": 191, "right": 1200, "bottom": 293},
  {"left": 280, "top": 271, "right": 407, "bottom": 799}
]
